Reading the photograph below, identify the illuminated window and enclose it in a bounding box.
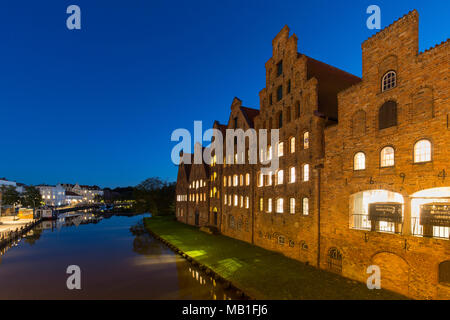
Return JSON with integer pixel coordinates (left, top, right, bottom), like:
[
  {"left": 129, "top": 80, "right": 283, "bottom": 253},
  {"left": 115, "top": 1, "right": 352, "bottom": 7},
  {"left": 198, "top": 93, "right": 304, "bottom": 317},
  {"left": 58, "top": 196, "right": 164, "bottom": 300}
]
[
  {"left": 354, "top": 152, "right": 366, "bottom": 170},
  {"left": 267, "top": 172, "right": 272, "bottom": 186},
  {"left": 414, "top": 139, "right": 432, "bottom": 163},
  {"left": 223, "top": 177, "right": 227, "bottom": 187},
  {"left": 240, "top": 174, "right": 243, "bottom": 186},
  {"left": 278, "top": 142, "right": 284, "bottom": 157},
  {"left": 303, "top": 164, "right": 309, "bottom": 182},
  {"left": 276, "top": 198, "right": 284, "bottom": 213},
  {"left": 228, "top": 195, "right": 231, "bottom": 206},
  {"left": 290, "top": 198, "right": 295, "bottom": 214},
  {"left": 224, "top": 195, "right": 227, "bottom": 205},
  {"left": 382, "top": 71, "right": 396, "bottom": 92},
  {"left": 234, "top": 195, "right": 238, "bottom": 206},
  {"left": 267, "top": 145, "right": 272, "bottom": 160},
  {"left": 259, "top": 197, "right": 264, "bottom": 212},
  {"left": 267, "top": 198, "right": 272, "bottom": 213},
  {"left": 289, "top": 167, "right": 295, "bottom": 183},
  {"left": 303, "top": 132, "right": 309, "bottom": 149},
  {"left": 276, "top": 170, "right": 284, "bottom": 185},
  {"left": 380, "top": 146, "right": 395, "bottom": 167},
  {"left": 240, "top": 196, "right": 243, "bottom": 208},
  {"left": 350, "top": 189, "right": 404, "bottom": 232},
  {"left": 258, "top": 172, "right": 263, "bottom": 187},
  {"left": 233, "top": 175, "right": 238, "bottom": 186},
  {"left": 245, "top": 173, "right": 250, "bottom": 186},
  {"left": 290, "top": 137, "right": 295, "bottom": 153},
  {"left": 245, "top": 196, "right": 249, "bottom": 209},
  {"left": 302, "top": 198, "right": 309, "bottom": 215},
  {"left": 228, "top": 176, "right": 231, "bottom": 186}
]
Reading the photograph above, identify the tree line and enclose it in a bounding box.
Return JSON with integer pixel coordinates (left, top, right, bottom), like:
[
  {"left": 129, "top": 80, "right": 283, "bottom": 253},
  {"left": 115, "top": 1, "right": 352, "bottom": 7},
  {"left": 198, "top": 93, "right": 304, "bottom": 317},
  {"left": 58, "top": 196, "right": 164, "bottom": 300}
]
[
  {"left": 0, "top": 185, "right": 42, "bottom": 209},
  {"left": 102, "top": 177, "right": 175, "bottom": 216}
]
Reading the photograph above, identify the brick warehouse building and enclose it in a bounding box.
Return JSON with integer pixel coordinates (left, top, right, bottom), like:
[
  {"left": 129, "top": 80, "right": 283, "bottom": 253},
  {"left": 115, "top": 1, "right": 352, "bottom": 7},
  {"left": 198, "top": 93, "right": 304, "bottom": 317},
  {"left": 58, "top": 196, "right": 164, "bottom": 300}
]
[
  {"left": 175, "top": 10, "right": 449, "bottom": 299},
  {"left": 320, "top": 10, "right": 449, "bottom": 299}
]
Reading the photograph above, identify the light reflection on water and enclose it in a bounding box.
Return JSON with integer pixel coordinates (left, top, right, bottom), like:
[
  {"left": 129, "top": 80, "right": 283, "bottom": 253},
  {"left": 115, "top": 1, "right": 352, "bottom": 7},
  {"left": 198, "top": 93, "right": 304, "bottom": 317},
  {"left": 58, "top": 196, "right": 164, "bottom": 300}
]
[{"left": 0, "top": 213, "right": 238, "bottom": 300}]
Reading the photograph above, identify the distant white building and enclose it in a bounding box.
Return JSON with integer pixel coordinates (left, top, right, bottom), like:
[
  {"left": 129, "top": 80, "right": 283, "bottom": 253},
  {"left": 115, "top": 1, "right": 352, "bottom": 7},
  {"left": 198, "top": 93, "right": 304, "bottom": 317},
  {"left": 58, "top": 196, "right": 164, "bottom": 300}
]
[
  {"left": 64, "top": 191, "right": 83, "bottom": 205},
  {"left": 61, "top": 183, "right": 103, "bottom": 203},
  {"left": 36, "top": 184, "right": 66, "bottom": 207},
  {"left": 0, "top": 178, "right": 24, "bottom": 193}
]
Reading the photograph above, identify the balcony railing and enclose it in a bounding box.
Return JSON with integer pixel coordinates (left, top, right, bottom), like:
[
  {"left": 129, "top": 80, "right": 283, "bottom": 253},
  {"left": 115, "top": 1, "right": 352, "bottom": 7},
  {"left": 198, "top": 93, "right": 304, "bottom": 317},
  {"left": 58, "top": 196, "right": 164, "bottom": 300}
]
[
  {"left": 411, "top": 217, "right": 449, "bottom": 239},
  {"left": 351, "top": 214, "right": 398, "bottom": 234}
]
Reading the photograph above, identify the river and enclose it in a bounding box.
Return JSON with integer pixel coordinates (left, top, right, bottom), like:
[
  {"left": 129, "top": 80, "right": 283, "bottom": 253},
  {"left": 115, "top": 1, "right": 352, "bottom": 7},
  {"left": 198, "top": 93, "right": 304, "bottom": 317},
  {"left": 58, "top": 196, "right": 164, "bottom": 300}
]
[{"left": 0, "top": 213, "right": 237, "bottom": 299}]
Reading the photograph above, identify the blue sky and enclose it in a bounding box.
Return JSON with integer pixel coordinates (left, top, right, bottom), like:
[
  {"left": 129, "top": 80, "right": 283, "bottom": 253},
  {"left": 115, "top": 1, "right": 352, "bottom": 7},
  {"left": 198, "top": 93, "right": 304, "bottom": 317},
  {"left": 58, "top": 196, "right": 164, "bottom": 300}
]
[{"left": 0, "top": 0, "right": 448, "bottom": 188}]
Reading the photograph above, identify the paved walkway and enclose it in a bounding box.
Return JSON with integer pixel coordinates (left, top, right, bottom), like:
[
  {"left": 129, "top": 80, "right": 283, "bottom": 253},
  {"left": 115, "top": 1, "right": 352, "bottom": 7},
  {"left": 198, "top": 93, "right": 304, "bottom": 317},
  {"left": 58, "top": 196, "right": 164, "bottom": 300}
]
[{"left": 0, "top": 217, "right": 36, "bottom": 238}]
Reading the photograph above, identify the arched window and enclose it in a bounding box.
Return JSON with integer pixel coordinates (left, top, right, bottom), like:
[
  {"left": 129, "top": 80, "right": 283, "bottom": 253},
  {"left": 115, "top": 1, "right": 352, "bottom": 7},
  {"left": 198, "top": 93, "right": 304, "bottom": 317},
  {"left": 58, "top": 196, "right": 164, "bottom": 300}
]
[
  {"left": 289, "top": 167, "right": 296, "bottom": 183},
  {"left": 234, "top": 194, "right": 238, "bottom": 206},
  {"left": 245, "top": 173, "right": 250, "bottom": 186},
  {"left": 278, "top": 111, "right": 283, "bottom": 127},
  {"left": 380, "top": 146, "right": 395, "bottom": 167},
  {"left": 302, "top": 198, "right": 309, "bottom": 215},
  {"left": 276, "top": 198, "right": 284, "bottom": 213},
  {"left": 302, "top": 164, "right": 309, "bottom": 181},
  {"left": 295, "top": 101, "right": 301, "bottom": 118},
  {"left": 278, "top": 142, "right": 284, "bottom": 157},
  {"left": 276, "top": 170, "right": 284, "bottom": 185},
  {"left": 379, "top": 101, "right": 397, "bottom": 129},
  {"left": 439, "top": 261, "right": 450, "bottom": 285},
  {"left": 289, "top": 137, "right": 295, "bottom": 153},
  {"left": 267, "top": 198, "right": 273, "bottom": 213},
  {"left": 354, "top": 152, "right": 366, "bottom": 170},
  {"left": 289, "top": 198, "right": 295, "bottom": 214},
  {"left": 382, "top": 71, "right": 396, "bottom": 92},
  {"left": 303, "top": 132, "right": 309, "bottom": 149},
  {"left": 414, "top": 139, "right": 432, "bottom": 163}
]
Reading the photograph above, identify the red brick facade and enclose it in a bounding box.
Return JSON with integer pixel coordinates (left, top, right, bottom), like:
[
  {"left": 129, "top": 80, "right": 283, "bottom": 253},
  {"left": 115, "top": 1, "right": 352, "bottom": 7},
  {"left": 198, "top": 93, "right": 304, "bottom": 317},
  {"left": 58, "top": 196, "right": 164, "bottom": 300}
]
[{"left": 175, "top": 10, "right": 449, "bottom": 299}]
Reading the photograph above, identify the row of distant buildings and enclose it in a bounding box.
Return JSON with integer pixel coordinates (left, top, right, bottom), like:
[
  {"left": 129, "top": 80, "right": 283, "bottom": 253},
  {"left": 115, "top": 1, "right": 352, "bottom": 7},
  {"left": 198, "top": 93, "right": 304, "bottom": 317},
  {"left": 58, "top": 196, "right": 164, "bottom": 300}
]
[
  {"left": 0, "top": 178, "right": 103, "bottom": 207},
  {"left": 175, "top": 11, "right": 449, "bottom": 300}
]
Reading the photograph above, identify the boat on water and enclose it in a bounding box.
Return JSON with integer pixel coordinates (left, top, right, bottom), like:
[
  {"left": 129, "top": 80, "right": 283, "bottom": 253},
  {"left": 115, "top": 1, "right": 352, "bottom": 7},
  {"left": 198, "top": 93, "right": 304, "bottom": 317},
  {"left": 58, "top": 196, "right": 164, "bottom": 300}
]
[{"left": 37, "top": 208, "right": 56, "bottom": 220}]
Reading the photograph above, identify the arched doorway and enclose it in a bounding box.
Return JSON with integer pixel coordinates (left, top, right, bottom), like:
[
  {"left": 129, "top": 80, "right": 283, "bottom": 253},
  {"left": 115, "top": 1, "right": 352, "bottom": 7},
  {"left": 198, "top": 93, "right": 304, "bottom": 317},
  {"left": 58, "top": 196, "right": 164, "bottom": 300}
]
[
  {"left": 194, "top": 210, "right": 199, "bottom": 226},
  {"left": 213, "top": 207, "right": 218, "bottom": 226},
  {"left": 372, "top": 252, "right": 410, "bottom": 296},
  {"left": 327, "top": 247, "right": 343, "bottom": 274}
]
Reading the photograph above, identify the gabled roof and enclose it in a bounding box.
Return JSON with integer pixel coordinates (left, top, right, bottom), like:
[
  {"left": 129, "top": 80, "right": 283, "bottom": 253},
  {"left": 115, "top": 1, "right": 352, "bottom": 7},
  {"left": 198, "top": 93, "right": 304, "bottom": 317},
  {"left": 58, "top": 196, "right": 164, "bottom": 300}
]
[
  {"left": 305, "top": 55, "right": 361, "bottom": 120},
  {"left": 240, "top": 106, "right": 260, "bottom": 128}
]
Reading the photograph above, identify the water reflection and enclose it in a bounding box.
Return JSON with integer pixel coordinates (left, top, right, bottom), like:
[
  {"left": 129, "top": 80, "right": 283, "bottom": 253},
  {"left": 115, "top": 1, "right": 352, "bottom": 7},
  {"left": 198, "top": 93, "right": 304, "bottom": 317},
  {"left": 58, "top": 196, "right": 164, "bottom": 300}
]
[
  {"left": 130, "top": 221, "right": 238, "bottom": 300},
  {"left": 0, "top": 213, "right": 239, "bottom": 300}
]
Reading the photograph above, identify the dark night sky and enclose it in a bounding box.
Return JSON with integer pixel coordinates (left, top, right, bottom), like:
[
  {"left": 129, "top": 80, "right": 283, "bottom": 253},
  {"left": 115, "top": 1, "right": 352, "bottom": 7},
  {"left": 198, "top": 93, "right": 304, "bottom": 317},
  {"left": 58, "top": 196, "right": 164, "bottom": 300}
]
[{"left": 0, "top": 0, "right": 448, "bottom": 188}]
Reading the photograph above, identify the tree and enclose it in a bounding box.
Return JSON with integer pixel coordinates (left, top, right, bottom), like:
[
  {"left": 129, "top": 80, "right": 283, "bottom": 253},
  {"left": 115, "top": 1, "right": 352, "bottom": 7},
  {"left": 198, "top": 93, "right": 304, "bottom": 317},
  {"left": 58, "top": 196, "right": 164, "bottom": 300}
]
[
  {"left": 133, "top": 177, "right": 175, "bottom": 215},
  {"left": 0, "top": 185, "right": 21, "bottom": 206},
  {"left": 21, "top": 186, "right": 43, "bottom": 210}
]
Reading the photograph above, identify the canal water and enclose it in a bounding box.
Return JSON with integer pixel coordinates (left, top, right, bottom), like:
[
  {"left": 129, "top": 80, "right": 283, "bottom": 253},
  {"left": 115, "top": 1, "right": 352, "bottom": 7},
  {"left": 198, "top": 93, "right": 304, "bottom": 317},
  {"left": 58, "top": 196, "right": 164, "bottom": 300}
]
[{"left": 0, "top": 213, "right": 237, "bottom": 299}]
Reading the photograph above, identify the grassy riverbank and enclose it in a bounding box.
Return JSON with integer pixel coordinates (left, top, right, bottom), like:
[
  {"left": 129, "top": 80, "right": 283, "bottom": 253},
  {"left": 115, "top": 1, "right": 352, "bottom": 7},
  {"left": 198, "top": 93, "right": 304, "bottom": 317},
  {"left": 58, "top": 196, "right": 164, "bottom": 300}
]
[{"left": 144, "top": 216, "right": 407, "bottom": 300}]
